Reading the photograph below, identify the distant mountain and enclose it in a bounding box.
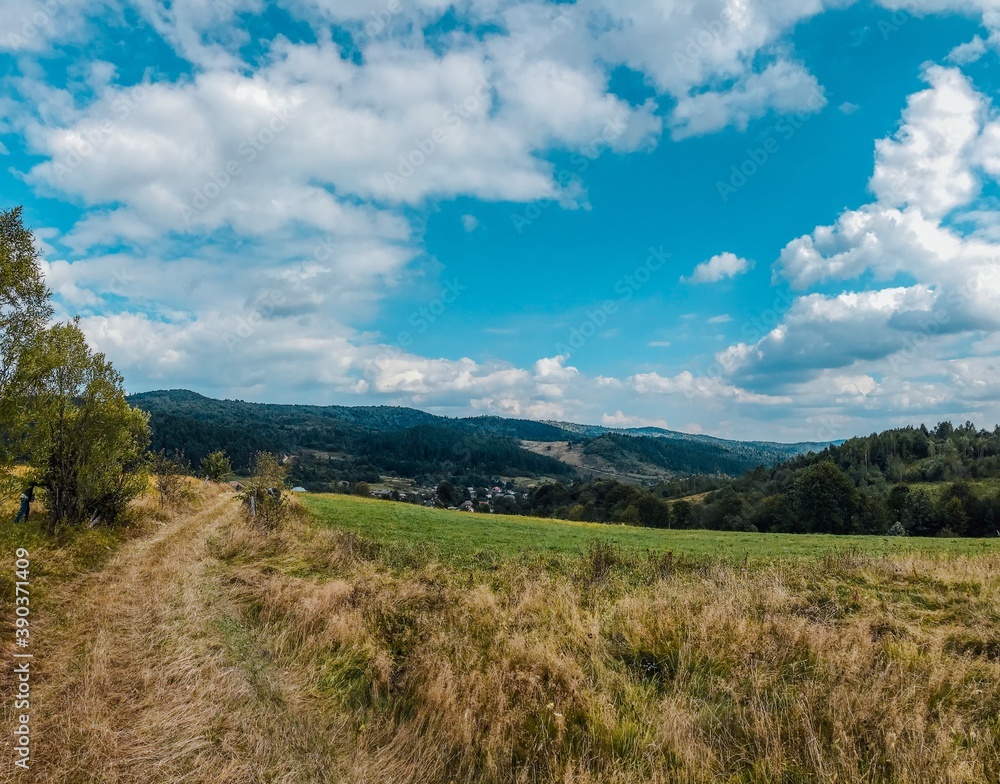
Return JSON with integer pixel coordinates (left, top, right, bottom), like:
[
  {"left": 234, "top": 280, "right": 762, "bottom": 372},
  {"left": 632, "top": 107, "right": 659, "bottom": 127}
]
[
  {"left": 128, "top": 389, "right": 833, "bottom": 489},
  {"left": 543, "top": 420, "right": 832, "bottom": 459}
]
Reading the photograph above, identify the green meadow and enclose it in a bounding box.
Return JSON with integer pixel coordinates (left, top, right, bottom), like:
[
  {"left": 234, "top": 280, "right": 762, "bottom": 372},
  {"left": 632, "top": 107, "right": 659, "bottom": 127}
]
[{"left": 301, "top": 492, "right": 1000, "bottom": 563}]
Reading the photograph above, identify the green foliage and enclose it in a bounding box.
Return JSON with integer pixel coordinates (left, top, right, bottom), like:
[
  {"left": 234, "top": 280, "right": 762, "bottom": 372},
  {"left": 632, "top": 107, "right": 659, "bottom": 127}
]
[
  {"left": 436, "top": 480, "right": 459, "bottom": 507},
  {"left": 0, "top": 208, "right": 148, "bottom": 533},
  {"left": 240, "top": 452, "right": 287, "bottom": 530},
  {"left": 200, "top": 450, "right": 232, "bottom": 482},
  {"left": 583, "top": 431, "right": 790, "bottom": 476},
  {"left": 671, "top": 499, "right": 693, "bottom": 528},
  {"left": 792, "top": 462, "right": 858, "bottom": 534},
  {"left": 129, "top": 390, "right": 826, "bottom": 491},
  {"left": 674, "top": 421, "right": 1000, "bottom": 538},
  {"left": 0, "top": 206, "right": 53, "bottom": 498},
  {"left": 943, "top": 496, "right": 969, "bottom": 536},
  {"left": 130, "top": 390, "right": 574, "bottom": 486},
  {"left": 129, "top": 389, "right": 1000, "bottom": 539},
  {"left": 25, "top": 321, "right": 150, "bottom": 531},
  {"left": 635, "top": 494, "right": 672, "bottom": 528}
]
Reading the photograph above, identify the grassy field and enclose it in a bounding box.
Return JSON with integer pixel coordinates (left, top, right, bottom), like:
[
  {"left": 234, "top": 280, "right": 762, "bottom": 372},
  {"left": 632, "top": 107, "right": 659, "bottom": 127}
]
[
  {"left": 7, "top": 487, "right": 1000, "bottom": 783},
  {"left": 301, "top": 492, "right": 1000, "bottom": 562}
]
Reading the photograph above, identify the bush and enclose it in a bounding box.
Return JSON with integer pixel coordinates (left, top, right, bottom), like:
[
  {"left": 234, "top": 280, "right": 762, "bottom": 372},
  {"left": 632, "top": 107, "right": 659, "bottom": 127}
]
[
  {"left": 240, "top": 452, "right": 287, "bottom": 531},
  {"left": 200, "top": 451, "right": 232, "bottom": 482},
  {"left": 583, "top": 540, "right": 619, "bottom": 583},
  {"left": 152, "top": 449, "right": 190, "bottom": 508},
  {"left": 354, "top": 482, "right": 372, "bottom": 497}
]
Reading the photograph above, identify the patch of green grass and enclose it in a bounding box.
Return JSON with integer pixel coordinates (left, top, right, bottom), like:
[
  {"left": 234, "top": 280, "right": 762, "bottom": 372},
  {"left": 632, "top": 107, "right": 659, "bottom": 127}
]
[
  {"left": 0, "top": 509, "right": 129, "bottom": 597},
  {"left": 300, "top": 493, "right": 1000, "bottom": 563},
  {"left": 908, "top": 478, "right": 1000, "bottom": 499}
]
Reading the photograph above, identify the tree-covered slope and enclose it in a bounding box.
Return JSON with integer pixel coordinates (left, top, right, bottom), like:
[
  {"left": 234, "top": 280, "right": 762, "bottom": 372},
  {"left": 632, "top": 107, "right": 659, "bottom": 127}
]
[
  {"left": 681, "top": 421, "right": 1000, "bottom": 537},
  {"left": 128, "top": 390, "right": 574, "bottom": 485},
  {"left": 127, "top": 389, "right": 827, "bottom": 487}
]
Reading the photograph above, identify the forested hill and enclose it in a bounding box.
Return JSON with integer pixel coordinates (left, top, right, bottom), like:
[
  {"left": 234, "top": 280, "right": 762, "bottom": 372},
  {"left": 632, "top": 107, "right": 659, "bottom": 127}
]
[
  {"left": 786, "top": 421, "right": 1000, "bottom": 481},
  {"left": 127, "top": 389, "right": 824, "bottom": 487},
  {"left": 681, "top": 421, "right": 1000, "bottom": 537}
]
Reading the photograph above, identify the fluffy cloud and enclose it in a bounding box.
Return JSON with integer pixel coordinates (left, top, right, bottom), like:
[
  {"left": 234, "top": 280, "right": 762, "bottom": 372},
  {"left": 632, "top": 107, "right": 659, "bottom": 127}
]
[
  {"left": 685, "top": 252, "right": 753, "bottom": 284},
  {"left": 600, "top": 410, "right": 670, "bottom": 429},
  {"left": 774, "top": 67, "right": 1000, "bottom": 303},
  {"left": 589, "top": 0, "right": 828, "bottom": 96},
  {"left": 629, "top": 370, "right": 791, "bottom": 406},
  {"left": 869, "top": 65, "right": 987, "bottom": 219},
  {"left": 669, "top": 60, "right": 826, "bottom": 139},
  {"left": 16, "top": 32, "right": 667, "bottom": 256},
  {"left": 947, "top": 36, "right": 989, "bottom": 65},
  {"left": 718, "top": 57, "right": 1000, "bottom": 432},
  {"left": 12, "top": 0, "right": 1000, "bottom": 442},
  {"left": 718, "top": 287, "right": 938, "bottom": 383},
  {"left": 0, "top": 0, "right": 95, "bottom": 52}
]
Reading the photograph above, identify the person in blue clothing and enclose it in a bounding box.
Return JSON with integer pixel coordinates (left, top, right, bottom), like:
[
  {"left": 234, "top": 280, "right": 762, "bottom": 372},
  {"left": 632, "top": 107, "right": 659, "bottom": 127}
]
[{"left": 14, "top": 483, "right": 35, "bottom": 524}]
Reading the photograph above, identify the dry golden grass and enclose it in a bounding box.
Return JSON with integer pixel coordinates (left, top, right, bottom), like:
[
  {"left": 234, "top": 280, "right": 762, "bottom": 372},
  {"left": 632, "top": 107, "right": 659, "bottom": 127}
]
[
  {"left": 4, "top": 487, "right": 1000, "bottom": 783},
  {"left": 1, "top": 483, "right": 351, "bottom": 783},
  {"left": 214, "top": 506, "right": 1000, "bottom": 784}
]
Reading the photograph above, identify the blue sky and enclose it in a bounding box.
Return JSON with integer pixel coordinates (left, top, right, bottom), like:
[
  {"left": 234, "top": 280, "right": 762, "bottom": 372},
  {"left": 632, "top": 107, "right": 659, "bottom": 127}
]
[{"left": 3, "top": 0, "right": 1000, "bottom": 441}]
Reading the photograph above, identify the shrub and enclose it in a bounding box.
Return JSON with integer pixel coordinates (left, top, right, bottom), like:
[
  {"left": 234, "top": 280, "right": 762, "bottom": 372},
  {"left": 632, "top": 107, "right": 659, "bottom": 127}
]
[
  {"left": 200, "top": 450, "right": 232, "bottom": 482},
  {"left": 240, "top": 452, "right": 287, "bottom": 530}
]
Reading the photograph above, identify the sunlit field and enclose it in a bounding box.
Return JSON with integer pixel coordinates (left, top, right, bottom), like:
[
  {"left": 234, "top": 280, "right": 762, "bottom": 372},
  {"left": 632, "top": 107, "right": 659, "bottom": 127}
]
[{"left": 301, "top": 492, "right": 1000, "bottom": 562}]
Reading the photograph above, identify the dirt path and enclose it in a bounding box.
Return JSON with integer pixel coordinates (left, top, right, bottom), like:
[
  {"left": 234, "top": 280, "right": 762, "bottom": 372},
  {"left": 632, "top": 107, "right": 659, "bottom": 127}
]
[{"left": 12, "top": 486, "right": 347, "bottom": 784}]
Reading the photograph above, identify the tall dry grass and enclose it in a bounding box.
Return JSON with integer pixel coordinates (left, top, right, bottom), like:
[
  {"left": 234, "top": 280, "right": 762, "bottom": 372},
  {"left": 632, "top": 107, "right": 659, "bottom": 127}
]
[
  {"left": 5, "top": 485, "right": 1000, "bottom": 783},
  {"left": 1, "top": 482, "right": 353, "bottom": 783},
  {"left": 215, "top": 510, "right": 1000, "bottom": 784}
]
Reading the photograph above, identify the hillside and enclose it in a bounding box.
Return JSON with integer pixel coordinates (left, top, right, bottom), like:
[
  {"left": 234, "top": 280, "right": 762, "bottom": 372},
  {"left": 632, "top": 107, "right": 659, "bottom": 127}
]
[
  {"left": 128, "top": 389, "right": 826, "bottom": 488},
  {"left": 6, "top": 484, "right": 1000, "bottom": 783},
  {"left": 680, "top": 421, "right": 1000, "bottom": 537}
]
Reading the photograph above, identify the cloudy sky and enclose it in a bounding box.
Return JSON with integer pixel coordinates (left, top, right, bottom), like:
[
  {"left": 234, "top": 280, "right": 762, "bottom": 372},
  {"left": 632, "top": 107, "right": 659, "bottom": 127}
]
[{"left": 3, "top": 0, "right": 1000, "bottom": 442}]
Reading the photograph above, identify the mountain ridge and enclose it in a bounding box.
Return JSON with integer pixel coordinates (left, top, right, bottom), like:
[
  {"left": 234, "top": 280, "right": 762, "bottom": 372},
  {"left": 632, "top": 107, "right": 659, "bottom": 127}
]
[
  {"left": 129, "top": 388, "right": 830, "bottom": 451},
  {"left": 127, "top": 389, "right": 835, "bottom": 487}
]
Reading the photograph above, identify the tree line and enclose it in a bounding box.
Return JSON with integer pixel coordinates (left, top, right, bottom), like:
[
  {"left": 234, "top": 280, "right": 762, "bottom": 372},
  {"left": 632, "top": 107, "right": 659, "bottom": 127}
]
[{"left": 508, "top": 423, "right": 1000, "bottom": 537}]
